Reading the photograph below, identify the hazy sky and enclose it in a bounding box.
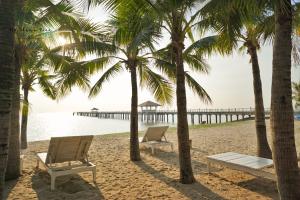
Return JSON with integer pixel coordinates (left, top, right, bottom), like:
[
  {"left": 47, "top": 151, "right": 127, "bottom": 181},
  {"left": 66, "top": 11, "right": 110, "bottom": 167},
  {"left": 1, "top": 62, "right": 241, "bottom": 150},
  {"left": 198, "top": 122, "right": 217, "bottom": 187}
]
[{"left": 29, "top": 4, "right": 300, "bottom": 113}]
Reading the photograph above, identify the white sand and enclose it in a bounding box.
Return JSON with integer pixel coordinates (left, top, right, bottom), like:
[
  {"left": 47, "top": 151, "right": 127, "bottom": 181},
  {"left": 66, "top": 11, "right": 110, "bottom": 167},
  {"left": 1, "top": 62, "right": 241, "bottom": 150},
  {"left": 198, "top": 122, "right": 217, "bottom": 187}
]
[{"left": 4, "top": 120, "right": 300, "bottom": 200}]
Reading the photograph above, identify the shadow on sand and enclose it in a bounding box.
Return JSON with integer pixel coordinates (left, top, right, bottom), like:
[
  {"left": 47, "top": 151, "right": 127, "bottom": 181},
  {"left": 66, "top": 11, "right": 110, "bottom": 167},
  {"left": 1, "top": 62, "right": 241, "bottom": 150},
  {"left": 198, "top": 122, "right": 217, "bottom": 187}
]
[
  {"left": 141, "top": 148, "right": 278, "bottom": 199},
  {"left": 237, "top": 178, "right": 278, "bottom": 199},
  {"left": 3, "top": 178, "right": 18, "bottom": 199},
  {"left": 31, "top": 168, "right": 104, "bottom": 199},
  {"left": 141, "top": 148, "right": 217, "bottom": 174},
  {"left": 135, "top": 160, "right": 226, "bottom": 200}
]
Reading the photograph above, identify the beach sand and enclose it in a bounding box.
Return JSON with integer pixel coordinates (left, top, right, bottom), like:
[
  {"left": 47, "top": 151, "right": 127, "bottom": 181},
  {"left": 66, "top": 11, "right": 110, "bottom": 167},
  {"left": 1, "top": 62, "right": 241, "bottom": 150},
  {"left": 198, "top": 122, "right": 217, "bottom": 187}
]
[{"left": 4, "top": 120, "right": 300, "bottom": 200}]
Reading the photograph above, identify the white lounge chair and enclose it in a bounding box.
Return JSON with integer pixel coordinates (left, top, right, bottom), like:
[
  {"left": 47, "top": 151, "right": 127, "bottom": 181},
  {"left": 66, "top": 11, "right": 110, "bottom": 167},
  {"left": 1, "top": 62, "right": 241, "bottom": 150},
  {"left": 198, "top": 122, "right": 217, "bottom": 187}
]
[
  {"left": 36, "top": 135, "right": 96, "bottom": 190},
  {"left": 139, "top": 126, "right": 173, "bottom": 154},
  {"left": 207, "top": 152, "right": 276, "bottom": 180}
]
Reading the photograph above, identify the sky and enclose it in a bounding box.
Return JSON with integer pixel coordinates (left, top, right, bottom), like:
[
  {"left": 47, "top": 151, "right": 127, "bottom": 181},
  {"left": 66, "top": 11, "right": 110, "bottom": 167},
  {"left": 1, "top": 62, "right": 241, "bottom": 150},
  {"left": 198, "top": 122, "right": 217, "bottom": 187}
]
[{"left": 29, "top": 4, "right": 300, "bottom": 113}]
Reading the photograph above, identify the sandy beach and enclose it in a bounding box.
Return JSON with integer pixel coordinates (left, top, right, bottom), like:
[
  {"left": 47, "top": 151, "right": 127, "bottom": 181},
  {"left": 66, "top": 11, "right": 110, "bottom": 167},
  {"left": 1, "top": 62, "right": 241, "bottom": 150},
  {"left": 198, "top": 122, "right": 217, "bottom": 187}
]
[{"left": 4, "top": 120, "right": 300, "bottom": 200}]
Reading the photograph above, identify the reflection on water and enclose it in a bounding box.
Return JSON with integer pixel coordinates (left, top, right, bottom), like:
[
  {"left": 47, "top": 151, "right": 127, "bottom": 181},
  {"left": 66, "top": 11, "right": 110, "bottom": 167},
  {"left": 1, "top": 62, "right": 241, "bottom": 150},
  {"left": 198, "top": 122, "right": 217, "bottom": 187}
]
[{"left": 27, "top": 112, "right": 174, "bottom": 142}]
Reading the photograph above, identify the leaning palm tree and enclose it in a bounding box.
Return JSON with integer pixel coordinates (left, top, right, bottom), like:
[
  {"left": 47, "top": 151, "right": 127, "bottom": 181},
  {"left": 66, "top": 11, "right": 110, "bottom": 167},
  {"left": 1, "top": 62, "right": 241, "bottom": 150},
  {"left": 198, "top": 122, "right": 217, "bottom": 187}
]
[
  {"left": 202, "top": 0, "right": 300, "bottom": 198},
  {"left": 292, "top": 82, "right": 300, "bottom": 109},
  {"left": 200, "top": 4, "right": 274, "bottom": 158},
  {"left": 0, "top": 0, "right": 16, "bottom": 196}
]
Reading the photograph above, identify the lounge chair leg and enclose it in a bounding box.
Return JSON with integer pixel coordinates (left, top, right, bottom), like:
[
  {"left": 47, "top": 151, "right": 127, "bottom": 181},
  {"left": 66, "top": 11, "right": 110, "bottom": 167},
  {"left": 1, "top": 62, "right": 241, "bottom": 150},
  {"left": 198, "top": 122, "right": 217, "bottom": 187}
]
[
  {"left": 151, "top": 146, "right": 155, "bottom": 154},
  {"left": 207, "top": 161, "right": 211, "bottom": 174},
  {"left": 51, "top": 175, "right": 56, "bottom": 191},
  {"left": 92, "top": 167, "right": 96, "bottom": 183},
  {"left": 36, "top": 159, "right": 39, "bottom": 169},
  {"left": 171, "top": 143, "right": 174, "bottom": 152}
]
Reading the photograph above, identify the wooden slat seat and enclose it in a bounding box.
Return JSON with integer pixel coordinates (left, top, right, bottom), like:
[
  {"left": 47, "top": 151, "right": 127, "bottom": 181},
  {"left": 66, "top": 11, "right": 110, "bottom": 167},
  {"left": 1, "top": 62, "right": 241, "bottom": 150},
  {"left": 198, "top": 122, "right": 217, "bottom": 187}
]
[
  {"left": 36, "top": 135, "right": 96, "bottom": 190},
  {"left": 139, "top": 126, "right": 173, "bottom": 154}
]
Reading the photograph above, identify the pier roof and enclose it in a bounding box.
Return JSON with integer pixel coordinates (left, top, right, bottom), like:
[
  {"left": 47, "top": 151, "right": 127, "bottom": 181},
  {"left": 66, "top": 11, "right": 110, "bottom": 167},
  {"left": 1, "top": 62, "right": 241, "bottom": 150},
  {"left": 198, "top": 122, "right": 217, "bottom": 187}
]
[
  {"left": 91, "top": 107, "right": 99, "bottom": 111},
  {"left": 139, "top": 101, "right": 161, "bottom": 107}
]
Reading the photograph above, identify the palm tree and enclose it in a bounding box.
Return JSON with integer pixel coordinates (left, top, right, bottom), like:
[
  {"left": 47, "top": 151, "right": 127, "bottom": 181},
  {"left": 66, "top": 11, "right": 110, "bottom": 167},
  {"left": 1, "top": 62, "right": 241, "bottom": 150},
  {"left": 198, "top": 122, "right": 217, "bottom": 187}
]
[
  {"left": 94, "top": 0, "right": 216, "bottom": 183},
  {"left": 272, "top": 2, "right": 300, "bottom": 198},
  {"left": 5, "top": 1, "right": 27, "bottom": 179},
  {"left": 6, "top": 50, "right": 21, "bottom": 180},
  {"left": 131, "top": 0, "right": 219, "bottom": 183},
  {"left": 292, "top": 82, "right": 300, "bottom": 109},
  {"left": 15, "top": 0, "right": 101, "bottom": 150},
  {"left": 78, "top": 4, "right": 173, "bottom": 161},
  {"left": 0, "top": 0, "right": 16, "bottom": 196},
  {"left": 20, "top": 57, "right": 57, "bottom": 150},
  {"left": 201, "top": 1, "right": 300, "bottom": 197},
  {"left": 200, "top": 4, "right": 273, "bottom": 158},
  {"left": 272, "top": 0, "right": 300, "bottom": 197},
  {"left": 56, "top": 1, "right": 213, "bottom": 164}
]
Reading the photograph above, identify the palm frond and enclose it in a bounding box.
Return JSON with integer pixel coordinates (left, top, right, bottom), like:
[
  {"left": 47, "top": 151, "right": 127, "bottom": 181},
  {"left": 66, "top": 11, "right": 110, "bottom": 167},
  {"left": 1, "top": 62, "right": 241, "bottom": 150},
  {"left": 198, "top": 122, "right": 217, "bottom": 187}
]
[
  {"left": 89, "top": 62, "right": 123, "bottom": 97},
  {"left": 185, "top": 73, "right": 212, "bottom": 104},
  {"left": 138, "top": 65, "right": 174, "bottom": 105},
  {"left": 38, "top": 71, "right": 57, "bottom": 100},
  {"left": 55, "top": 62, "right": 91, "bottom": 98}
]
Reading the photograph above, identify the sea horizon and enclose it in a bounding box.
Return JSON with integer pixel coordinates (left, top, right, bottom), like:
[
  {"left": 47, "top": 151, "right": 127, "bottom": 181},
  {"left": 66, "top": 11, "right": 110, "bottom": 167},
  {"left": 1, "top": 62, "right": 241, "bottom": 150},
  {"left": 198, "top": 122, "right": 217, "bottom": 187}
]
[{"left": 27, "top": 112, "right": 177, "bottom": 142}]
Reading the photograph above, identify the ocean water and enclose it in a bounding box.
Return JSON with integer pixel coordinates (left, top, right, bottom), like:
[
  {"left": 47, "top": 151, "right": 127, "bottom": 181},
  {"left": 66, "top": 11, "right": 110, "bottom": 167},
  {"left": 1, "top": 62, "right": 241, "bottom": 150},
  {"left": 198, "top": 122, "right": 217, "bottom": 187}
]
[
  {"left": 27, "top": 112, "right": 174, "bottom": 142},
  {"left": 27, "top": 111, "right": 247, "bottom": 142}
]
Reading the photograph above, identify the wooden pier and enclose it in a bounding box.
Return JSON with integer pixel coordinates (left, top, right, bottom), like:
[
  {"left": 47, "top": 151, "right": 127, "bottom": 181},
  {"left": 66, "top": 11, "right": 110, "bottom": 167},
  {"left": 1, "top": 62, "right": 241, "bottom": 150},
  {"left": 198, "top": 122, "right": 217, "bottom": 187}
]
[{"left": 74, "top": 108, "right": 278, "bottom": 125}]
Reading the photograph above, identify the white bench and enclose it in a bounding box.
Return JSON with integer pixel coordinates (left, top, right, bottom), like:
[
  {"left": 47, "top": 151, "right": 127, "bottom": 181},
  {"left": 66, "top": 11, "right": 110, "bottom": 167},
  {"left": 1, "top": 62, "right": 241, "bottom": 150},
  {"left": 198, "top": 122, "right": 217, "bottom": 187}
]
[{"left": 207, "top": 152, "right": 275, "bottom": 180}]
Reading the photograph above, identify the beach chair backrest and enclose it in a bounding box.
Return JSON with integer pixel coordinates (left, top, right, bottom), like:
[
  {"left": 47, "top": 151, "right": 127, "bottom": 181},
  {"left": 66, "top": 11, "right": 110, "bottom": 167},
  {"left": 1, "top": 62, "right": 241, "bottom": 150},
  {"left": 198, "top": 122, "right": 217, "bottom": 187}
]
[
  {"left": 142, "top": 126, "right": 169, "bottom": 142},
  {"left": 45, "top": 135, "right": 93, "bottom": 164}
]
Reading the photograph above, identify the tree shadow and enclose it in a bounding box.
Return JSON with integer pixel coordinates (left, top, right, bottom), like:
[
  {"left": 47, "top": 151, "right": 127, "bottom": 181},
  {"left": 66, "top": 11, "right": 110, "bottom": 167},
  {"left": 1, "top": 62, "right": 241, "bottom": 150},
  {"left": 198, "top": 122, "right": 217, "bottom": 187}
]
[
  {"left": 31, "top": 168, "right": 105, "bottom": 199},
  {"left": 3, "top": 178, "right": 19, "bottom": 199},
  {"left": 141, "top": 148, "right": 219, "bottom": 174},
  {"left": 142, "top": 149, "right": 278, "bottom": 199},
  {"left": 191, "top": 147, "right": 209, "bottom": 154},
  {"left": 134, "top": 160, "right": 226, "bottom": 200},
  {"left": 237, "top": 178, "right": 278, "bottom": 199}
]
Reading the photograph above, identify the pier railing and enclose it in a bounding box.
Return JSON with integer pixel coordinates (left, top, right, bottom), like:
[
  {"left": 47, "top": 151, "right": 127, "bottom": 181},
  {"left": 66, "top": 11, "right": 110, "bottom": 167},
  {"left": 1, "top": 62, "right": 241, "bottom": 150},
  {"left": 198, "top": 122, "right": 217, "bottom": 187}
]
[{"left": 74, "top": 108, "right": 278, "bottom": 125}]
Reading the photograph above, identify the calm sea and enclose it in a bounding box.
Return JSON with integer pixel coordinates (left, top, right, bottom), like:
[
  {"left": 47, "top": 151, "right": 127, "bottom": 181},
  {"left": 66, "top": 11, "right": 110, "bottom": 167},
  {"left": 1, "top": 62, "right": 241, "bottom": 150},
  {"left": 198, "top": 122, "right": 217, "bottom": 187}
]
[
  {"left": 27, "top": 111, "right": 258, "bottom": 141},
  {"left": 27, "top": 112, "right": 175, "bottom": 142}
]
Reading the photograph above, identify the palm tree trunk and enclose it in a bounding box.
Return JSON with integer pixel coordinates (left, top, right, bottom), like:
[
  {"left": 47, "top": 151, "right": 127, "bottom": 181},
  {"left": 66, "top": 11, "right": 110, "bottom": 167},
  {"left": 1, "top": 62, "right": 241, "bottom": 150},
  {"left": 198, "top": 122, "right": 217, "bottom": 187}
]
[
  {"left": 21, "top": 88, "right": 29, "bottom": 150},
  {"left": 172, "top": 33, "right": 195, "bottom": 184},
  {"left": 271, "top": 1, "right": 300, "bottom": 199},
  {"left": 247, "top": 43, "right": 272, "bottom": 159},
  {"left": 0, "top": 0, "right": 16, "bottom": 196},
  {"left": 6, "top": 56, "right": 21, "bottom": 180},
  {"left": 129, "top": 62, "right": 141, "bottom": 161}
]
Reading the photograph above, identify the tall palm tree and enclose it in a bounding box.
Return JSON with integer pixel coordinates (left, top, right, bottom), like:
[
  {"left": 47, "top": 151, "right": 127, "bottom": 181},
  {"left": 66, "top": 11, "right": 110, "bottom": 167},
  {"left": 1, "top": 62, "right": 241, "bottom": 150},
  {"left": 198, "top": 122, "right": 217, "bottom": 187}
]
[
  {"left": 6, "top": 50, "right": 21, "bottom": 180},
  {"left": 0, "top": 0, "right": 16, "bottom": 196},
  {"left": 5, "top": 1, "right": 27, "bottom": 179},
  {"left": 202, "top": 1, "right": 300, "bottom": 198},
  {"left": 200, "top": 4, "right": 273, "bottom": 158},
  {"left": 71, "top": 4, "right": 173, "bottom": 161},
  {"left": 94, "top": 0, "right": 217, "bottom": 183},
  {"left": 56, "top": 1, "right": 213, "bottom": 164},
  {"left": 292, "top": 82, "right": 300, "bottom": 109},
  {"left": 16, "top": 0, "right": 102, "bottom": 150},
  {"left": 131, "top": 0, "right": 218, "bottom": 183},
  {"left": 272, "top": 1, "right": 300, "bottom": 199}
]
